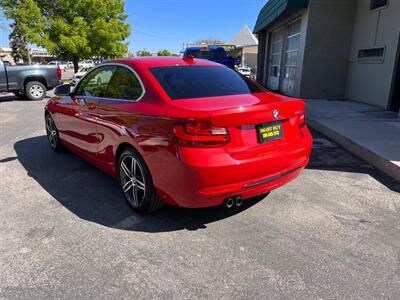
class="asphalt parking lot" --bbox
[0,93,400,299]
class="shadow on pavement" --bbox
[0,94,21,102]
[13,135,264,232]
[0,94,51,103]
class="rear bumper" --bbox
[156,161,307,208]
[162,160,307,208]
[190,163,306,208]
[154,127,313,208]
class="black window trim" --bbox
[73,62,146,102]
[369,0,389,12]
[357,46,386,64]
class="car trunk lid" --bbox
[171,92,304,127]
[172,92,306,162]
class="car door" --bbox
[96,65,145,165]
[58,65,116,156]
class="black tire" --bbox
[45,113,63,152]
[25,81,47,101]
[118,148,163,213]
[13,91,25,99]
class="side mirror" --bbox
[54,84,71,96]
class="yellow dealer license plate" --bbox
[257,121,283,143]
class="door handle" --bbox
[77,98,96,110]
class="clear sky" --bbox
[0,0,266,53]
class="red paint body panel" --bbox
[45,57,313,208]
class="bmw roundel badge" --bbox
[273,109,279,119]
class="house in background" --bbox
[254,0,400,115]
[186,26,259,70]
[30,48,54,63]
[229,25,258,70]
[0,47,15,64]
[0,47,54,64]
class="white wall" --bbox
[242,46,258,69]
[346,0,400,108]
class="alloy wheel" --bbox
[120,155,146,207]
[46,116,58,148]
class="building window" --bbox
[358,47,385,63]
[370,0,388,10]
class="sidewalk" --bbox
[304,99,400,182]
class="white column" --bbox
[241,47,245,67]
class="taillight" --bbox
[57,66,62,79]
[173,121,229,147]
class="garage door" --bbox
[281,20,301,96]
[267,27,285,91]
[267,19,301,96]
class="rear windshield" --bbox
[150,66,267,100]
[185,50,209,59]
[185,48,226,60]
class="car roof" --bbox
[109,57,223,68]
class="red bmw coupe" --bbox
[45,57,312,213]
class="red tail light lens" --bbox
[57,67,62,79]
[174,121,229,147]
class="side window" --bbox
[105,67,144,101]
[75,66,116,97]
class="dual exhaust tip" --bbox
[224,196,243,208]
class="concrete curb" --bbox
[308,119,400,183]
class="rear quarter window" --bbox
[150,65,266,100]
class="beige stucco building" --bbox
[0,47,54,64]
[0,47,14,64]
[229,25,259,70]
[254,0,400,115]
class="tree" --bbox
[9,20,29,63]
[136,50,151,57]
[157,49,172,56]
[1,0,43,63]
[1,0,131,72]
[195,38,224,45]
[0,0,43,41]
[40,0,131,72]
[0,10,6,30]
[127,50,135,58]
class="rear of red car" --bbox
[147,63,312,208]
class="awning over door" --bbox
[253,0,309,34]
